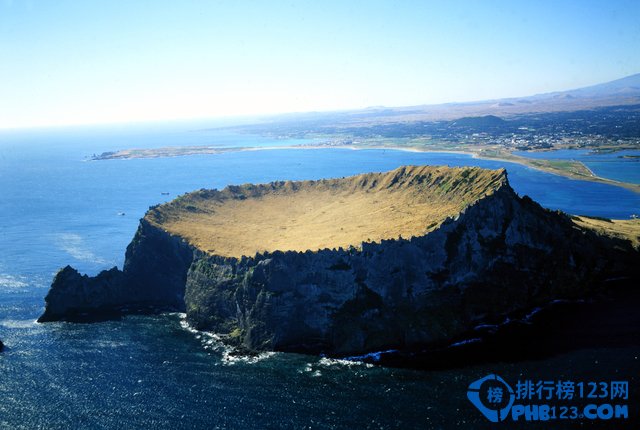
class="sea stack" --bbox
[39,166,640,356]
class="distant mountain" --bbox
[431,73,640,120]
[371,73,640,123]
[452,115,506,128]
[230,73,640,131]
[549,73,640,99]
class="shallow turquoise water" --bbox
[514,149,640,185]
[1,124,639,429]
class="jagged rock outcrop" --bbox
[38,166,639,357]
[38,219,197,322]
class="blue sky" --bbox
[1,0,639,128]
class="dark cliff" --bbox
[183,184,638,355]
[38,166,639,359]
[38,219,197,322]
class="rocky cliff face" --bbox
[39,166,639,358]
[183,184,638,355]
[38,219,197,322]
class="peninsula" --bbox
[92,75,640,194]
[92,143,640,194]
[39,166,640,359]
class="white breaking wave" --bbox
[178,314,278,365]
[220,350,277,365]
[317,357,373,368]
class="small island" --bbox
[39,165,640,360]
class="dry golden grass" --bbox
[146,165,508,257]
[573,216,640,249]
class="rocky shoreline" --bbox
[38,219,197,323]
[345,277,640,369]
[38,166,640,364]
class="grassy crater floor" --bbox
[145,165,508,257]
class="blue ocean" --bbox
[1,123,639,429]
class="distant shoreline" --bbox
[92,144,640,194]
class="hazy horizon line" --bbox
[2,71,638,132]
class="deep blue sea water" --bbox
[1,124,639,429]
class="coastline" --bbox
[40,165,640,359]
[467,151,640,194]
[93,143,640,195]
